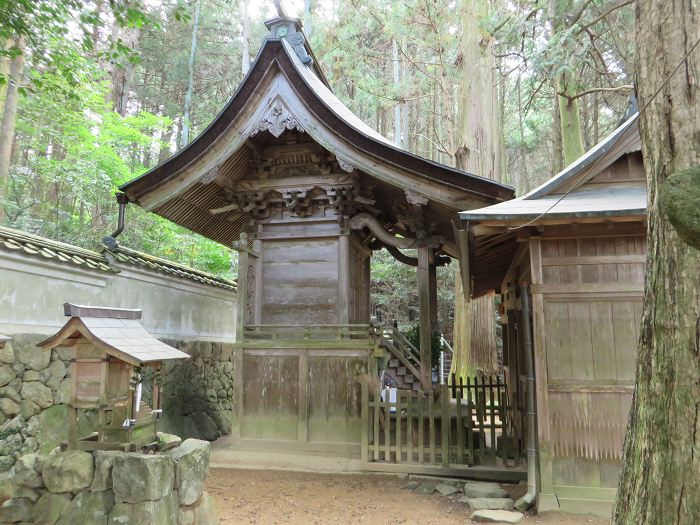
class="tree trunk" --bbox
[91,0,104,53]
[454,0,500,180]
[0,39,12,117]
[548,0,585,167]
[452,0,500,377]
[612,1,700,523]
[303,0,313,37]
[0,37,25,216]
[392,38,403,147]
[180,0,201,149]
[556,68,585,165]
[453,269,498,376]
[110,21,140,116]
[241,0,251,76]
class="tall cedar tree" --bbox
[612,0,700,523]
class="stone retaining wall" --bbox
[160,340,236,442]
[0,336,72,474]
[0,436,219,524]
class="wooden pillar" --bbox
[418,247,434,389]
[337,233,350,324]
[234,232,249,339]
[231,232,249,442]
[429,261,438,329]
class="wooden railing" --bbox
[243,324,372,341]
[375,325,422,382]
[361,375,522,471]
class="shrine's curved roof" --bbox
[120,18,513,208]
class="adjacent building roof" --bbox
[118,16,514,249]
[0,225,236,291]
[38,304,190,365]
[459,113,644,224]
[460,184,646,222]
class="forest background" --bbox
[0,0,636,341]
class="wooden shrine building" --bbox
[119,16,513,458]
[459,111,646,515]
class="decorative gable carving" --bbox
[249,98,304,139]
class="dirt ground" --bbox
[206,468,609,525]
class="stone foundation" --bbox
[0,436,219,524]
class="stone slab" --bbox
[462,497,514,511]
[470,509,524,524]
[463,481,508,499]
[435,483,460,497]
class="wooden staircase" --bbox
[377,325,423,390]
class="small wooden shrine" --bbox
[38,303,189,451]
[119,16,513,458]
[458,111,646,515]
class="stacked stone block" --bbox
[0,335,72,482]
[0,437,219,524]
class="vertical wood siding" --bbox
[532,227,646,491]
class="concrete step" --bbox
[396,366,406,376]
[388,358,399,368]
[404,374,414,383]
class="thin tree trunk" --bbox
[516,77,530,195]
[110,21,140,116]
[0,39,12,118]
[303,0,313,37]
[551,94,563,175]
[241,0,251,76]
[612,1,700,523]
[392,38,402,147]
[181,0,201,149]
[0,37,25,216]
[91,0,104,53]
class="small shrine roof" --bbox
[38,304,190,365]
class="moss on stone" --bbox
[660,165,700,250]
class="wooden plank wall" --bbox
[530,224,646,505]
[259,221,340,324]
[238,349,367,453]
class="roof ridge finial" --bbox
[264,10,314,66]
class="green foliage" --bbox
[404,325,442,369]
[1,35,233,277]
[0,0,156,97]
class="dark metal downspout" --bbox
[102,192,129,250]
[515,282,538,511]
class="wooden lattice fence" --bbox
[361,375,523,473]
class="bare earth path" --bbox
[206,468,608,525]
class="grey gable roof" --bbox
[0,225,236,291]
[459,112,644,223]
